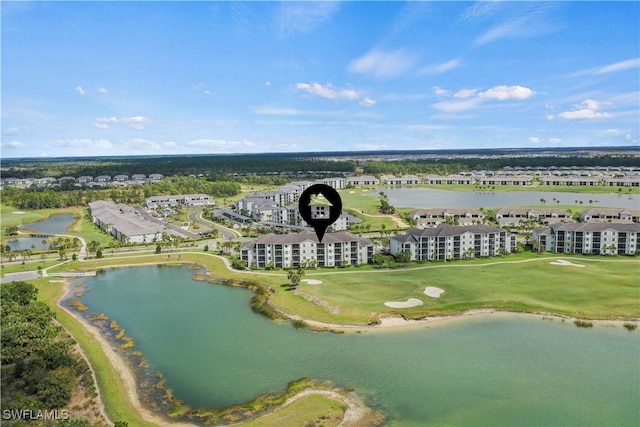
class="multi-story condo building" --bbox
[390,224,516,261]
[604,176,640,187]
[532,223,640,255]
[240,232,374,268]
[411,208,484,227]
[495,208,572,226]
[145,194,215,209]
[89,200,165,244]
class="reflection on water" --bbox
[372,187,640,209]
[76,266,640,427]
[19,213,75,235]
[5,237,49,251]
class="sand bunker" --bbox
[550,259,585,268]
[302,279,323,285]
[384,298,424,308]
[12,211,25,214]
[424,287,445,298]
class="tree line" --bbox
[1,177,241,210]
[0,282,100,426]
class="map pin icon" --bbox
[298,184,343,243]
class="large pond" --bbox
[371,188,640,209]
[74,266,639,426]
[19,213,75,235]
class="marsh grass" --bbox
[574,319,594,328]
[67,299,88,311]
[623,322,637,331]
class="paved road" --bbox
[134,207,200,239]
[188,209,237,240]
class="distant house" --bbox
[604,176,640,187]
[380,175,420,185]
[495,208,572,226]
[532,223,640,255]
[479,175,533,186]
[77,176,94,183]
[540,176,601,186]
[131,174,146,181]
[581,208,640,223]
[411,208,484,227]
[346,175,379,186]
[391,224,516,261]
[113,174,129,182]
[95,175,111,182]
[424,174,474,185]
[148,173,164,182]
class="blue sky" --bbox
[2,1,639,158]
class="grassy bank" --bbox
[272,253,640,324]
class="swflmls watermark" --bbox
[2,409,69,421]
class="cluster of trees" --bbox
[378,192,395,214]
[1,176,241,210]
[0,282,95,423]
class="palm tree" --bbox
[540,198,546,205]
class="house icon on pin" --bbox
[308,193,332,220]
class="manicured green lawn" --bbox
[241,394,345,427]
[276,254,640,324]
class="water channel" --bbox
[371,188,640,209]
[74,265,639,426]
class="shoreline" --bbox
[54,257,637,426]
[59,279,379,426]
[59,280,199,427]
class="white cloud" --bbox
[75,86,86,96]
[528,137,541,144]
[163,141,178,150]
[595,58,640,75]
[274,143,299,151]
[275,2,339,37]
[254,106,302,115]
[474,4,558,45]
[454,88,478,99]
[478,85,535,100]
[186,139,257,151]
[52,138,113,150]
[549,138,562,143]
[348,49,417,80]
[124,138,160,151]
[122,116,151,130]
[432,97,483,113]
[0,140,25,149]
[460,1,504,22]
[354,144,388,151]
[94,123,109,129]
[432,86,450,97]
[419,58,462,75]
[431,84,534,113]
[3,126,26,135]
[295,82,358,101]
[552,99,613,120]
[265,81,272,86]
[98,87,108,94]
[360,97,376,107]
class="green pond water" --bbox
[76,266,640,426]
